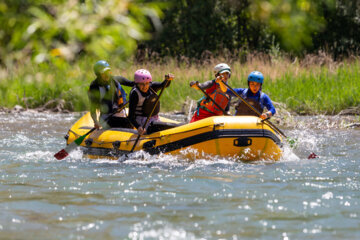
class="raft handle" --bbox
[112,141,121,149]
[143,140,156,149]
[85,138,93,147]
[213,122,224,131]
[233,137,252,147]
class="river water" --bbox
[0,112,359,240]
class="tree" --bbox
[0,0,163,66]
[143,0,355,59]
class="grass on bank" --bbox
[0,54,359,115]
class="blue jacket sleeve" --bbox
[262,93,276,115]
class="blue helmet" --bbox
[248,71,264,84]
[94,60,111,76]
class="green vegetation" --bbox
[1,55,359,115]
[265,59,360,114]
[0,0,359,115]
[2,0,359,65]
[0,0,163,65]
[142,0,359,59]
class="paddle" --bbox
[216,76,228,92]
[54,101,129,160]
[218,80,318,159]
[194,81,230,116]
[129,78,170,153]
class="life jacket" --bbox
[198,82,230,115]
[235,88,264,116]
[89,78,127,114]
[132,87,160,117]
[113,80,127,108]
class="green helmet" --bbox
[93,60,111,76]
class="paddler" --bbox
[189,63,232,123]
[228,71,276,119]
[128,69,174,135]
[88,60,134,129]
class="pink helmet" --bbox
[134,69,152,83]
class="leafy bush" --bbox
[0,0,163,65]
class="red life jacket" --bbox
[198,82,230,115]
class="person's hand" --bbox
[215,75,225,83]
[165,73,174,81]
[190,81,200,90]
[137,126,146,135]
[260,112,271,120]
[94,122,101,129]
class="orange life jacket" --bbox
[198,83,230,115]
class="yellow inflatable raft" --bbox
[65,112,283,161]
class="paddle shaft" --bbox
[220,80,287,138]
[85,100,130,137]
[54,101,129,160]
[195,82,229,116]
[130,80,169,153]
[83,100,130,140]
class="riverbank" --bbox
[2,103,360,130]
[1,53,359,114]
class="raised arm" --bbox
[150,73,174,92]
[113,76,135,87]
[190,79,215,90]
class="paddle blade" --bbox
[54,140,80,160]
[54,149,69,160]
[308,152,318,159]
[54,128,95,160]
[219,80,227,92]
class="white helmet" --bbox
[214,63,231,77]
